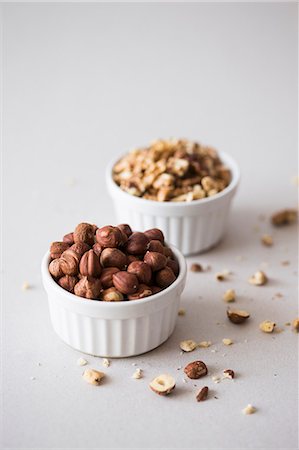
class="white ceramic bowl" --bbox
[41,245,187,358]
[106,151,240,255]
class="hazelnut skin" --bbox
[100,267,120,289]
[58,275,78,292]
[112,271,139,294]
[92,243,103,257]
[144,228,165,243]
[166,258,179,276]
[79,249,102,277]
[128,284,153,300]
[49,258,64,279]
[73,223,95,246]
[127,261,152,284]
[96,226,123,248]
[50,241,70,259]
[117,224,132,237]
[63,232,74,245]
[100,248,127,270]
[148,240,165,254]
[155,267,176,288]
[74,276,102,300]
[126,232,149,255]
[144,251,167,272]
[60,249,80,276]
[70,242,90,258]
[101,287,124,302]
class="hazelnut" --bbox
[63,232,74,245]
[100,267,120,289]
[73,222,95,246]
[144,228,164,243]
[100,248,127,270]
[163,246,174,259]
[127,261,152,284]
[127,255,140,264]
[128,284,152,300]
[271,209,297,226]
[70,242,90,258]
[74,276,102,299]
[112,271,139,294]
[227,308,250,324]
[184,361,208,379]
[49,259,63,279]
[155,267,176,288]
[166,258,179,276]
[50,241,70,259]
[196,386,209,402]
[118,228,129,246]
[126,232,149,255]
[144,251,167,272]
[149,374,175,395]
[92,243,103,257]
[60,249,80,275]
[82,368,105,385]
[117,223,132,237]
[151,286,162,295]
[96,226,122,248]
[58,275,78,292]
[148,240,165,253]
[79,249,102,277]
[101,287,124,302]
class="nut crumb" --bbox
[259,320,276,333]
[178,308,186,316]
[248,270,268,286]
[223,289,236,302]
[222,338,233,346]
[77,358,88,366]
[102,358,110,368]
[261,234,273,246]
[132,368,143,379]
[292,318,299,332]
[180,339,198,352]
[22,281,31,291]
[190,263,203,272]
[198,341,212,348]
[82,368,105,385]
[242,404,256,415]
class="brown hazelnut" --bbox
[79,249,102,277]
[58,275,78,292]
[184,361,208,379]
[112,271,139,294]
[127,261,152,284]
[63,232,74,245]
[60,249,80,275]
[92,243,103,257]
[49,259,63,279]
[144,251,167,272]
[126,232,149,255]
[74,276,102,299]
[155,267,176,288]
[151,286,162,295]
[148,240,165,253]
[50,241,70,259]
[100,287,124,302]
[100,248,127,270]
[70,242,90,258]
[100,267,120,289]
[117,223,132,237]
[128,284,152,300]
[144,228,164,243]
[96,226,123,248]
[166,258,179,276]
[73,223,95,246]
[127,255,140,264]
[163,247,174,259]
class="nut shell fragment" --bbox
[149,374,175,395]
[227,309,250,324]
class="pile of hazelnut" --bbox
[48,223,179,301]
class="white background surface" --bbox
[1,2,298,449]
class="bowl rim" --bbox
[106,149,240,207]
[41,244,187,308]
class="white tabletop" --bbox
[2,3,298,449]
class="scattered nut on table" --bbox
[82,369,105,385]
[180,339,198,352]
[190,263,203,272]
[259,320,276,333]
[223,369,235,379]
[184,361,208,379]
[292,318,299,332]
[242,404,256,415]
[227,308,250,324]
[261,234,273,246]
[196,386,209,402]
[132,368,143,379]
[223,289,236,302]
[77,358,88,366]
[248,270,268,286]
[149,374,176,395]
[271,209,297,226]
[222,338,233,346]
[178,308,186,316]
[198,341,212,348]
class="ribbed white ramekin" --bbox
[106,151,240,255]
[41,246,186,357]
